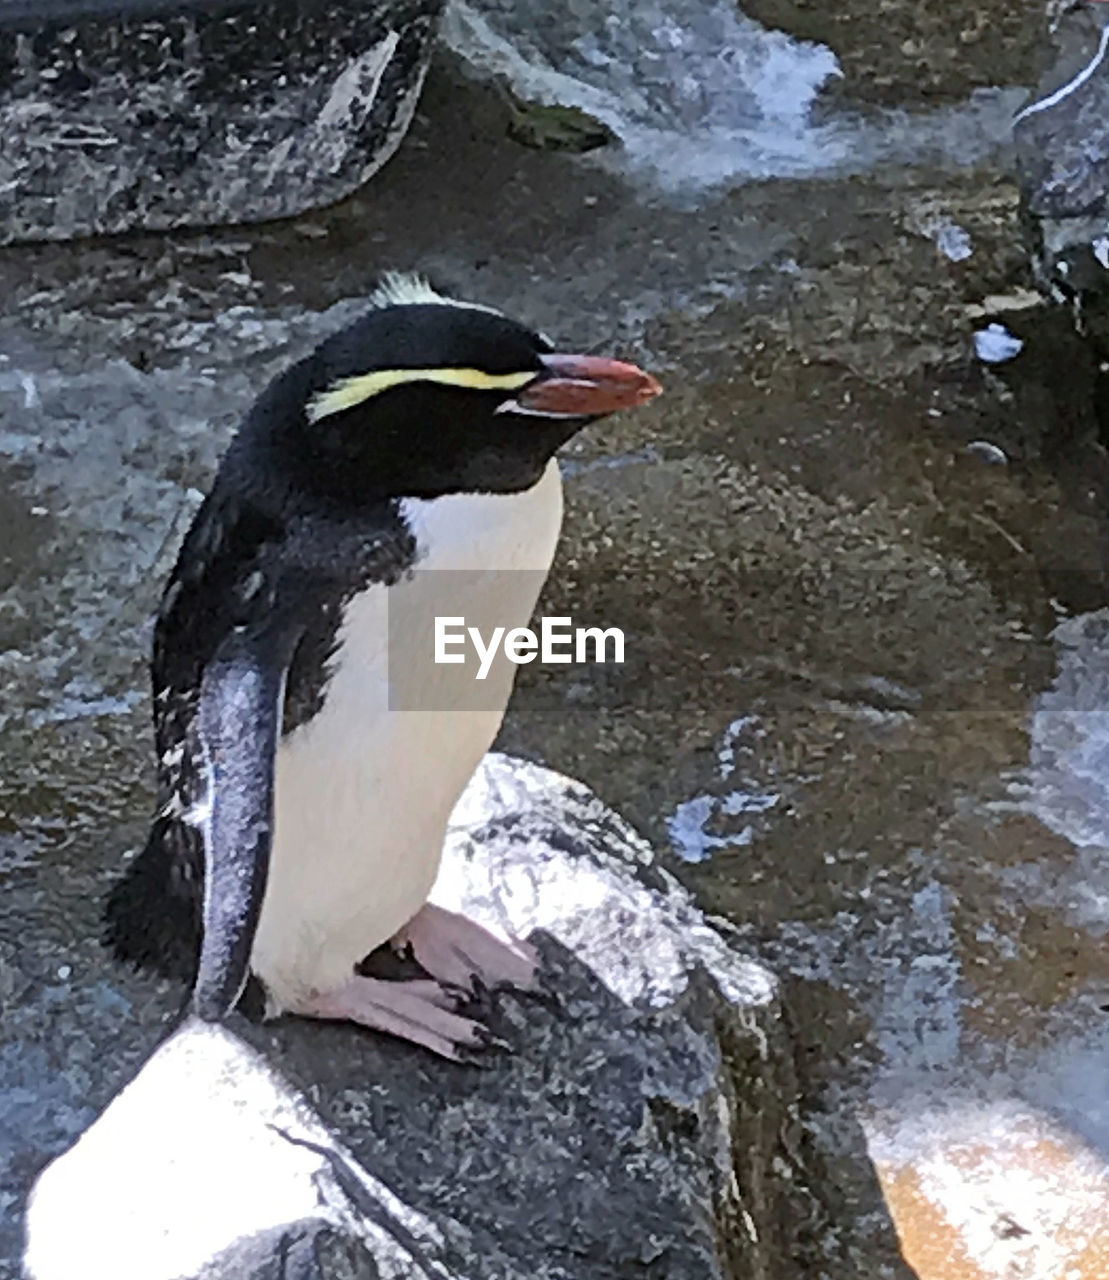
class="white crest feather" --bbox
[368,271,505,317]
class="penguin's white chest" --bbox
[250,460,564,1006]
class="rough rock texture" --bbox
[26,1021,426,1280]
[24,753,822,1280]
[440,0,1022,190]
[1011,3,1109,576]
[1014,2,1109,351]
[0,0,444,244]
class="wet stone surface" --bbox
[3,11,1109,1278]
[0,0,444,243]
[1015,0,1109,413]
[743,0,1045,108]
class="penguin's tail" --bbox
[102,818,203,986]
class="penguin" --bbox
[104,274,662,1060]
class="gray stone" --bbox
[0,0,445,244]
[26,1021,432,1280]
[1014,2,1109,341]
[23,753,820,1280]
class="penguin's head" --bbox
[266,274,661,500]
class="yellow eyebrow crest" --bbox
[306,367,537,423]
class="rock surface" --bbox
[27,1020,420,1280]
[1014,1,1109,351]
[0,0,444,244]
[440,0,1023,188]
[24,752,821,1280]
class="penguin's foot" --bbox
[393,903,538,995]
[300,975,497,1062]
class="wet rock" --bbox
[1011,5,1109,581]
[25,1021,412,1280]
[24,752,821,1280]
[0,0,444,244]
[440,0,1021,189]
[1014,2,1109,353]
[740,0,1044,108]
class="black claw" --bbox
[478,1027,512,1053]
[454,1025,512,1065]
[440,980,476,1009]
[528,970,562,1012]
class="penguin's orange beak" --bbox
[511,353,662,417]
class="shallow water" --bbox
[443,0,1024,188]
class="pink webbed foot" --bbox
[393,903,538,996]
[298,975,496,1062]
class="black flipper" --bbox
[104,490,306,1013]
[103,481,414,1010]
[191,626,296,1021]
